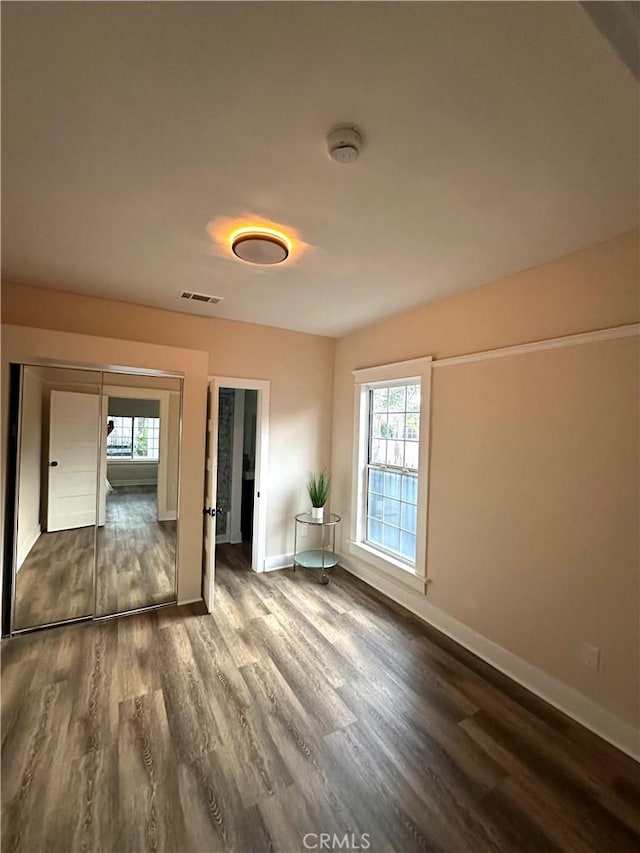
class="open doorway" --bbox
[215,388,257,568]
[202,377,269,611]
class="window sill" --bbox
[106,458,159,464]
[347,540,427,594]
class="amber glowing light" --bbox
[207,216,309,265]
[229,226,292,254]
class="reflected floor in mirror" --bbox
[97,486,177,615]
[14,487,176,631]
[14,527,94,630]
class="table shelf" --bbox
[293,511,341,584]
[294,550,340,570]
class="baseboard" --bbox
[230,529,243,545]
[216,533,230,545]
[339,553,639,761]
[16,524,41,571]
[109,479,157,487]
[157,511,177,522]
[263,553,294,572]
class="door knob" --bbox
[49,461,59,467]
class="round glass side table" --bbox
[293,512,341,584]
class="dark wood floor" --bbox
[13,488,176,629]
[2,546,639,852]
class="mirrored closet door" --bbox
[13,366,101,631]
[96,372,181,616]
[9,365,182,634]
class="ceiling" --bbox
[2,2,638,337]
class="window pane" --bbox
[369,469,384,494]
[402,474,418,503]
[382,524,400,551]
[372,388,388,412]
[386,440,404,467]
[133,418,147,458]
[401,502,417,533]
[404,441,419,470]
[132,417,160,461]
[383,471,401,499]
[367,518,383,546]
[387,413,405,439]
[368,492,384,520]
[406,384,421,412]
[406,413,419,440]
[107,416,133,457]
[388,386,406,411]
[400,531,416,561]
[371,439,386,464]
[382,498,401,526]
[365,380,421,568]
[371,413,388,438]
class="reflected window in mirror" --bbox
[107,415,160,461]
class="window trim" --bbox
[351,356,432,586]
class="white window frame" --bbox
[350,356,432,592]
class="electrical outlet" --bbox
[581,643,600,671]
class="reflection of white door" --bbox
[203,381,218,611]
[47,391,99,532]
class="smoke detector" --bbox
[327,125,362,164]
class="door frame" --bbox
[204,376,270,611]
[100,385,179,523]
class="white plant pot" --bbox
[311,506,325,521]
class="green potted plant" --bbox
[307,470,331,520]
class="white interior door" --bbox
[203,380,219,611]
[47,390,100,532]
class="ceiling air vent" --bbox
[181,290,223,305]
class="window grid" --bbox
[107,415,160,461]
[365,382,420,564]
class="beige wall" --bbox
[428,337,639,727]
[332,231,639,742]
[1,283,335,561]
[106,461,158,487]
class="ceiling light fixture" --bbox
[230,227,291,265]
